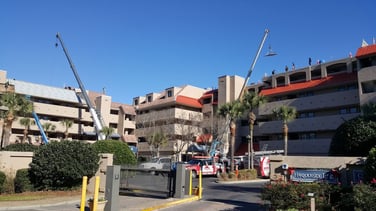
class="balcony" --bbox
[257,113,359,134]
[258,89,360,115]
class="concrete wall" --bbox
[88,153,113,194]
[0,151,34,175]
[269,155,366,185]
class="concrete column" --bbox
[175,163,186,198]
[104,165,120,211]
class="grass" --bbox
[0,190,82,201]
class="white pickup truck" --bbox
[139,157,172,174]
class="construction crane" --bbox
[55,33,106,140]
[214,29,274,168]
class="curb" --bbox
[215,178,270,184]
[0,199,82,211]
[141,196,199,211]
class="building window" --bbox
[167,90,173,97]
[349,107,358,113]
[298,112,315,118]
[361,80,376,94]
[203,98,211,104]
[134,99,139,105]
[299,132,316,140]
[147,96,152,102]
[241,120,248,126]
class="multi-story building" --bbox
[234,43,376,156]
[133,43,376,159]
[0,70,137,150]
[133,85,207,160]
[1,43,375,158]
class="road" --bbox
[2,176,269,211]
[162,177,269,211]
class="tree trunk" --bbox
[230,121,236,172]
[3,125,12,148]
[283,123,288,156]
[156,146,160,158]
[249,112,256,169]
[22,128,28,144]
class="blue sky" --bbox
[1,0,376,104]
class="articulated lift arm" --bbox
[32,112,49,144]
[56,33,105,140]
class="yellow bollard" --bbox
[198,170,202,199]
[189,170,192,196]
[92,176,100,211]
[80,176,88,211]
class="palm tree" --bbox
[0,93,33,148]
[272,105,297,156]
[100,126,115,140]
[217,99,245,172]
[241,91,267,169]
[19,118,35,144]
[61,119,73,139]
[42,122,56,139]
[148,130,168,158]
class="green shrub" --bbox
[2,173,15,194]
[352,183,376,210]
[29,140,100,190]
[364,147,376,182]
[14,168,33,193]
[218,169,258,181]
[239,169,257,180]
[92,140,137,165]
[0,171,5,193]
[3,143,39,152]
[261,182,332,210]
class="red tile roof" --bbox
[176,95,202,108]
[356,44,376,58]
[260,73,357,96]
[119,104,136,115]
[200,93,212,99]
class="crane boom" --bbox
[56,33,105,140]
[238,29,269,99]
[215,29,271,165]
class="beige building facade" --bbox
[133,85,207,160]
[0,70,137,150]
[0,43,375,159]
[235,44,376,156]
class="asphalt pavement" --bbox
[0,192,199,211]
[0,179,269,211]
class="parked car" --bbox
[139,157,172,174]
